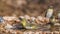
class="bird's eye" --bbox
[28,19,30,21]
[19,18,23,21]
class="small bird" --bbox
[46,6,53,18]
[21,18,39,29]
[0,16,4,23]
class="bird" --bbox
[20,18,39,29]
[0,16,4,23]
[45,6,53,19]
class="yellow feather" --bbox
[21,18,38,29]
[21,18,27,27]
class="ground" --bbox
[0,0,60,34]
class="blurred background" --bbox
[0,0,60,17]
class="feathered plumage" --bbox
[21,18,39,29]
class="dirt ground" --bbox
[0,0,60,34]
